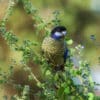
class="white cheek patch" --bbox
[55,32,62,36]
[62,31,67,35]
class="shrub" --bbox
[0,0,98,100]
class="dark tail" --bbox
[54,65,65,71]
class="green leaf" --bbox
[66,39,73,45]
[88,93,94,100]
[3,96,8,100]
[0,80,5,84]
[45,70,51,76]
[57,87,64,97]
[28,75,33,81]
[64,87,70,94]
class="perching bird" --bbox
[42,26,69,71]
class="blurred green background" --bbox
[0,0,100,98]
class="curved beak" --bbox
[62,31,67,36]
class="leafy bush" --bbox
[0,0,98,100]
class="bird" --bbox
[41,26,69,71]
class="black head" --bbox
[51,26,67,40]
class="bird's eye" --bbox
[62,31,67,35]
[55,32,62,36]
